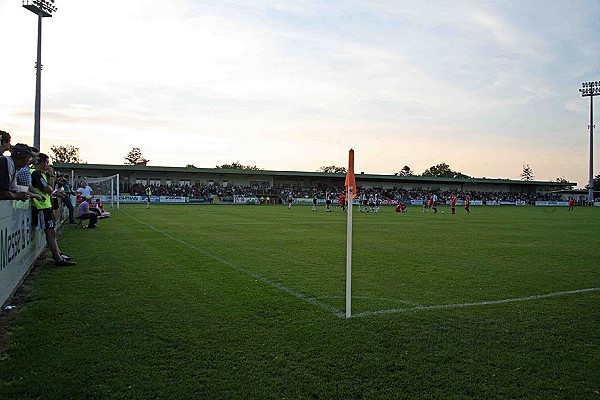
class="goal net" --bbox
[76,174,120,210]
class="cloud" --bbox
[1,0,598,187]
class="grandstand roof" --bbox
[54,163,576,189]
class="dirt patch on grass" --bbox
[0,252,51,354]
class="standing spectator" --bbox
[61,175,77,224]
[77,181,93,202]
[31,153,76,266]
[0,143,38,201]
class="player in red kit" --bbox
[338,193,346,211]
[464,194,471,214]
[451,193,456,214]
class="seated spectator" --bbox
[77,196,98,228]
[89,198,111,218]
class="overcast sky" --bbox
[1,0,599,186]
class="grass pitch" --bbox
[1,204,599,399]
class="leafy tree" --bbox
[422,163,470,178]
[50,144,83,164]
[521,164,534,181]
[125,148,149,165]
[185,164,198,168]
[216,161,261,170]
[317,165,347,173]
[395,166,414,176]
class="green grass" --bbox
[1,204,599,399]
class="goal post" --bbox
[79,174,120,210]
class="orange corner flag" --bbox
[345,149,357,199]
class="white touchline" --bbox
[352,287,600,318]
[124,211,599,320]
[124,211,345,318]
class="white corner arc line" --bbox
[123,211,346,318]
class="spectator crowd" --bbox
[118,181,564,205]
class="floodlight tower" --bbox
[22,0,57,150]
[580,81,599,204]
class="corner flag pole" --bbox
[346,187,353,318]
[345,149,356,319]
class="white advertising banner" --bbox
[117,195,187,204]
[0,201,46,306]
[535,201,569,207]
[233,196,260,204]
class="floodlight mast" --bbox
[22,0,57,151]
[580,81,599,205]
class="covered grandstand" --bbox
[54,163,578,204]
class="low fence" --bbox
[1,201,45,306]
[98,195,600,207]
[0,200,68,307]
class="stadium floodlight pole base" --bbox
[346,186,353,318]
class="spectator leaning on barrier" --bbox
[31,153,76,266]
[16,146,38,187]
[0,143,42,201]
[15,146,43,202]
[0,130,11,155]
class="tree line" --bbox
[49,144,587,187]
